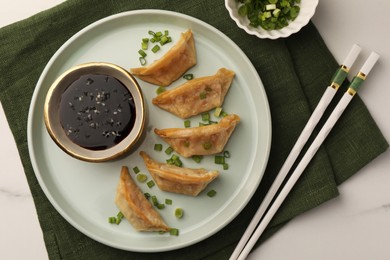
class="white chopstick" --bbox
[234,51,380,260]
[229,44,362,260]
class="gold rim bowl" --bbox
[44,62,145,162]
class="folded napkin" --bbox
[0,0,387,259]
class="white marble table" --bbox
[1,0,389,259]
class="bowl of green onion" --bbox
[225,0,319,39]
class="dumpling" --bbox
[130,29,196,86]
[140,151,219,196]
[115,166,170,232]
[154,114,240,157]
[152,68,235,118]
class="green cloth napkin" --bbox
[0,0,388,259]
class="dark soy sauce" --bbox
[59,74,136,150]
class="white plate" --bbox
[27,10,271,252]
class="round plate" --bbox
[27,10,271,252]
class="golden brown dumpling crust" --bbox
[154,114,240,157]
[115,166,170,232]
[152,68,235,118]
[130,29,196,86]
[140,151,219,196]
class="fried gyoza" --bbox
[154,114,240,157]
[130,29,196,86]
[140,151,219,196]
[115,166,170,232]
[152,68,235,118]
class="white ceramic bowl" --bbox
[225,0,319,39]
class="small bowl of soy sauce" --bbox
[44,62,145,162]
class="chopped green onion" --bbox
[220,111,228,117]
[142,38,149,43]
[157,203,165,210]
[238,4,248,16]
[266,4,276,10]
[167,154,183,167]
[144,192,151,200]
[151,44,160,53]
[199,91,207,100]
[147,180,155,188]
[133,166,140,174]
[214,107,223,117]
[155,31,163,37]
[184,120,191,128]
[214,155,225,165]
[164,30,169,36]
[236,0,300,30]
[141,41,148,50]
[223,150,231,158]
[156,86,166,95]
[138,49,147,58]
[223,163,229,170]
[154,143,163,151]
[207,190,217,197]
[183,73,194,80]
[201,112,210,122]
[169,228,179,236]
[175,208,184,219]
[160,35,169,45]
[139,57,146,66]
[165,146,174,155]
[165,199,172,205]
[148,30,155,36]
[151,195,158,206]
[203,142,212,150]
[136,173,148,183]
[199,122,209,127]
[117,212,124,219]
[192,155,204,163]
[108,217,116,224]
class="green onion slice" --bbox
[154,143,163,151]
[201,112,210,122]
[214,155,225,165]
[151,44,160,53]
[169,228,179,236]
[165,146,174,155]
[156,86,166,95]
[203,142,212,150]
[139,57,146,66]
[223,163,229,170]
[136,173,148,183]
[207,189,217,197]
[192,155,203,163]
[183,73,194,80]
[175,208,184,219]
[147,180,155,188]
[133,166,140,174]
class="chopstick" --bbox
[230,45,379,260]
[230,44,361,260]
[232,50,380,260]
